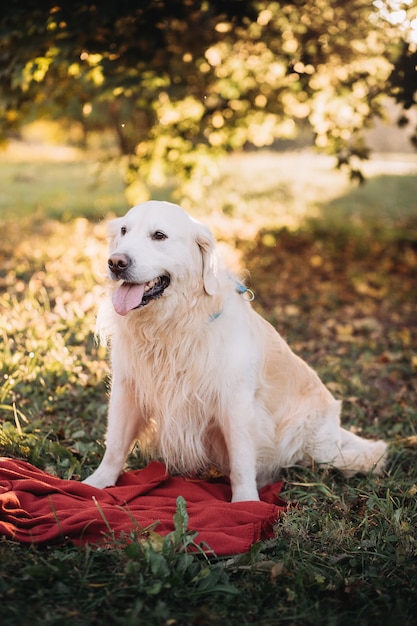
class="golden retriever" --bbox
[84,200,387,501]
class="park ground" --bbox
[0,143,417,625]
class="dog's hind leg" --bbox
[330,428,388,477]
[305,400,388,477]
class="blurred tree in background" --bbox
[0,0,416,197]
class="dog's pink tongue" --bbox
[112,283,145,316]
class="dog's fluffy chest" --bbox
[110,300,256,473]
[115,312,227,411]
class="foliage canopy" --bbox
[0,0,416,193]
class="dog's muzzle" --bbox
[108,254,170,316]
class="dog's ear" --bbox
[194,220,219,296]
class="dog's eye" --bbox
[151,230,167,241]
[120,226,127,236]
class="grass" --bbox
[1,145,417,625]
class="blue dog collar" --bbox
[209,279,254,322]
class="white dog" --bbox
[84,200,387,501]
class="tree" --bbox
[0,0,415,197]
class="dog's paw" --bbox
[370,440,389,475]
[231,486,260,502]
[83,470,117,489]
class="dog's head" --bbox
[106,201,219,316]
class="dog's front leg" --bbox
[83,377,142,489]
[223,397,260,502]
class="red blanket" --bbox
[0,458,287,556]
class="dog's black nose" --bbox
[108,253,131,276]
